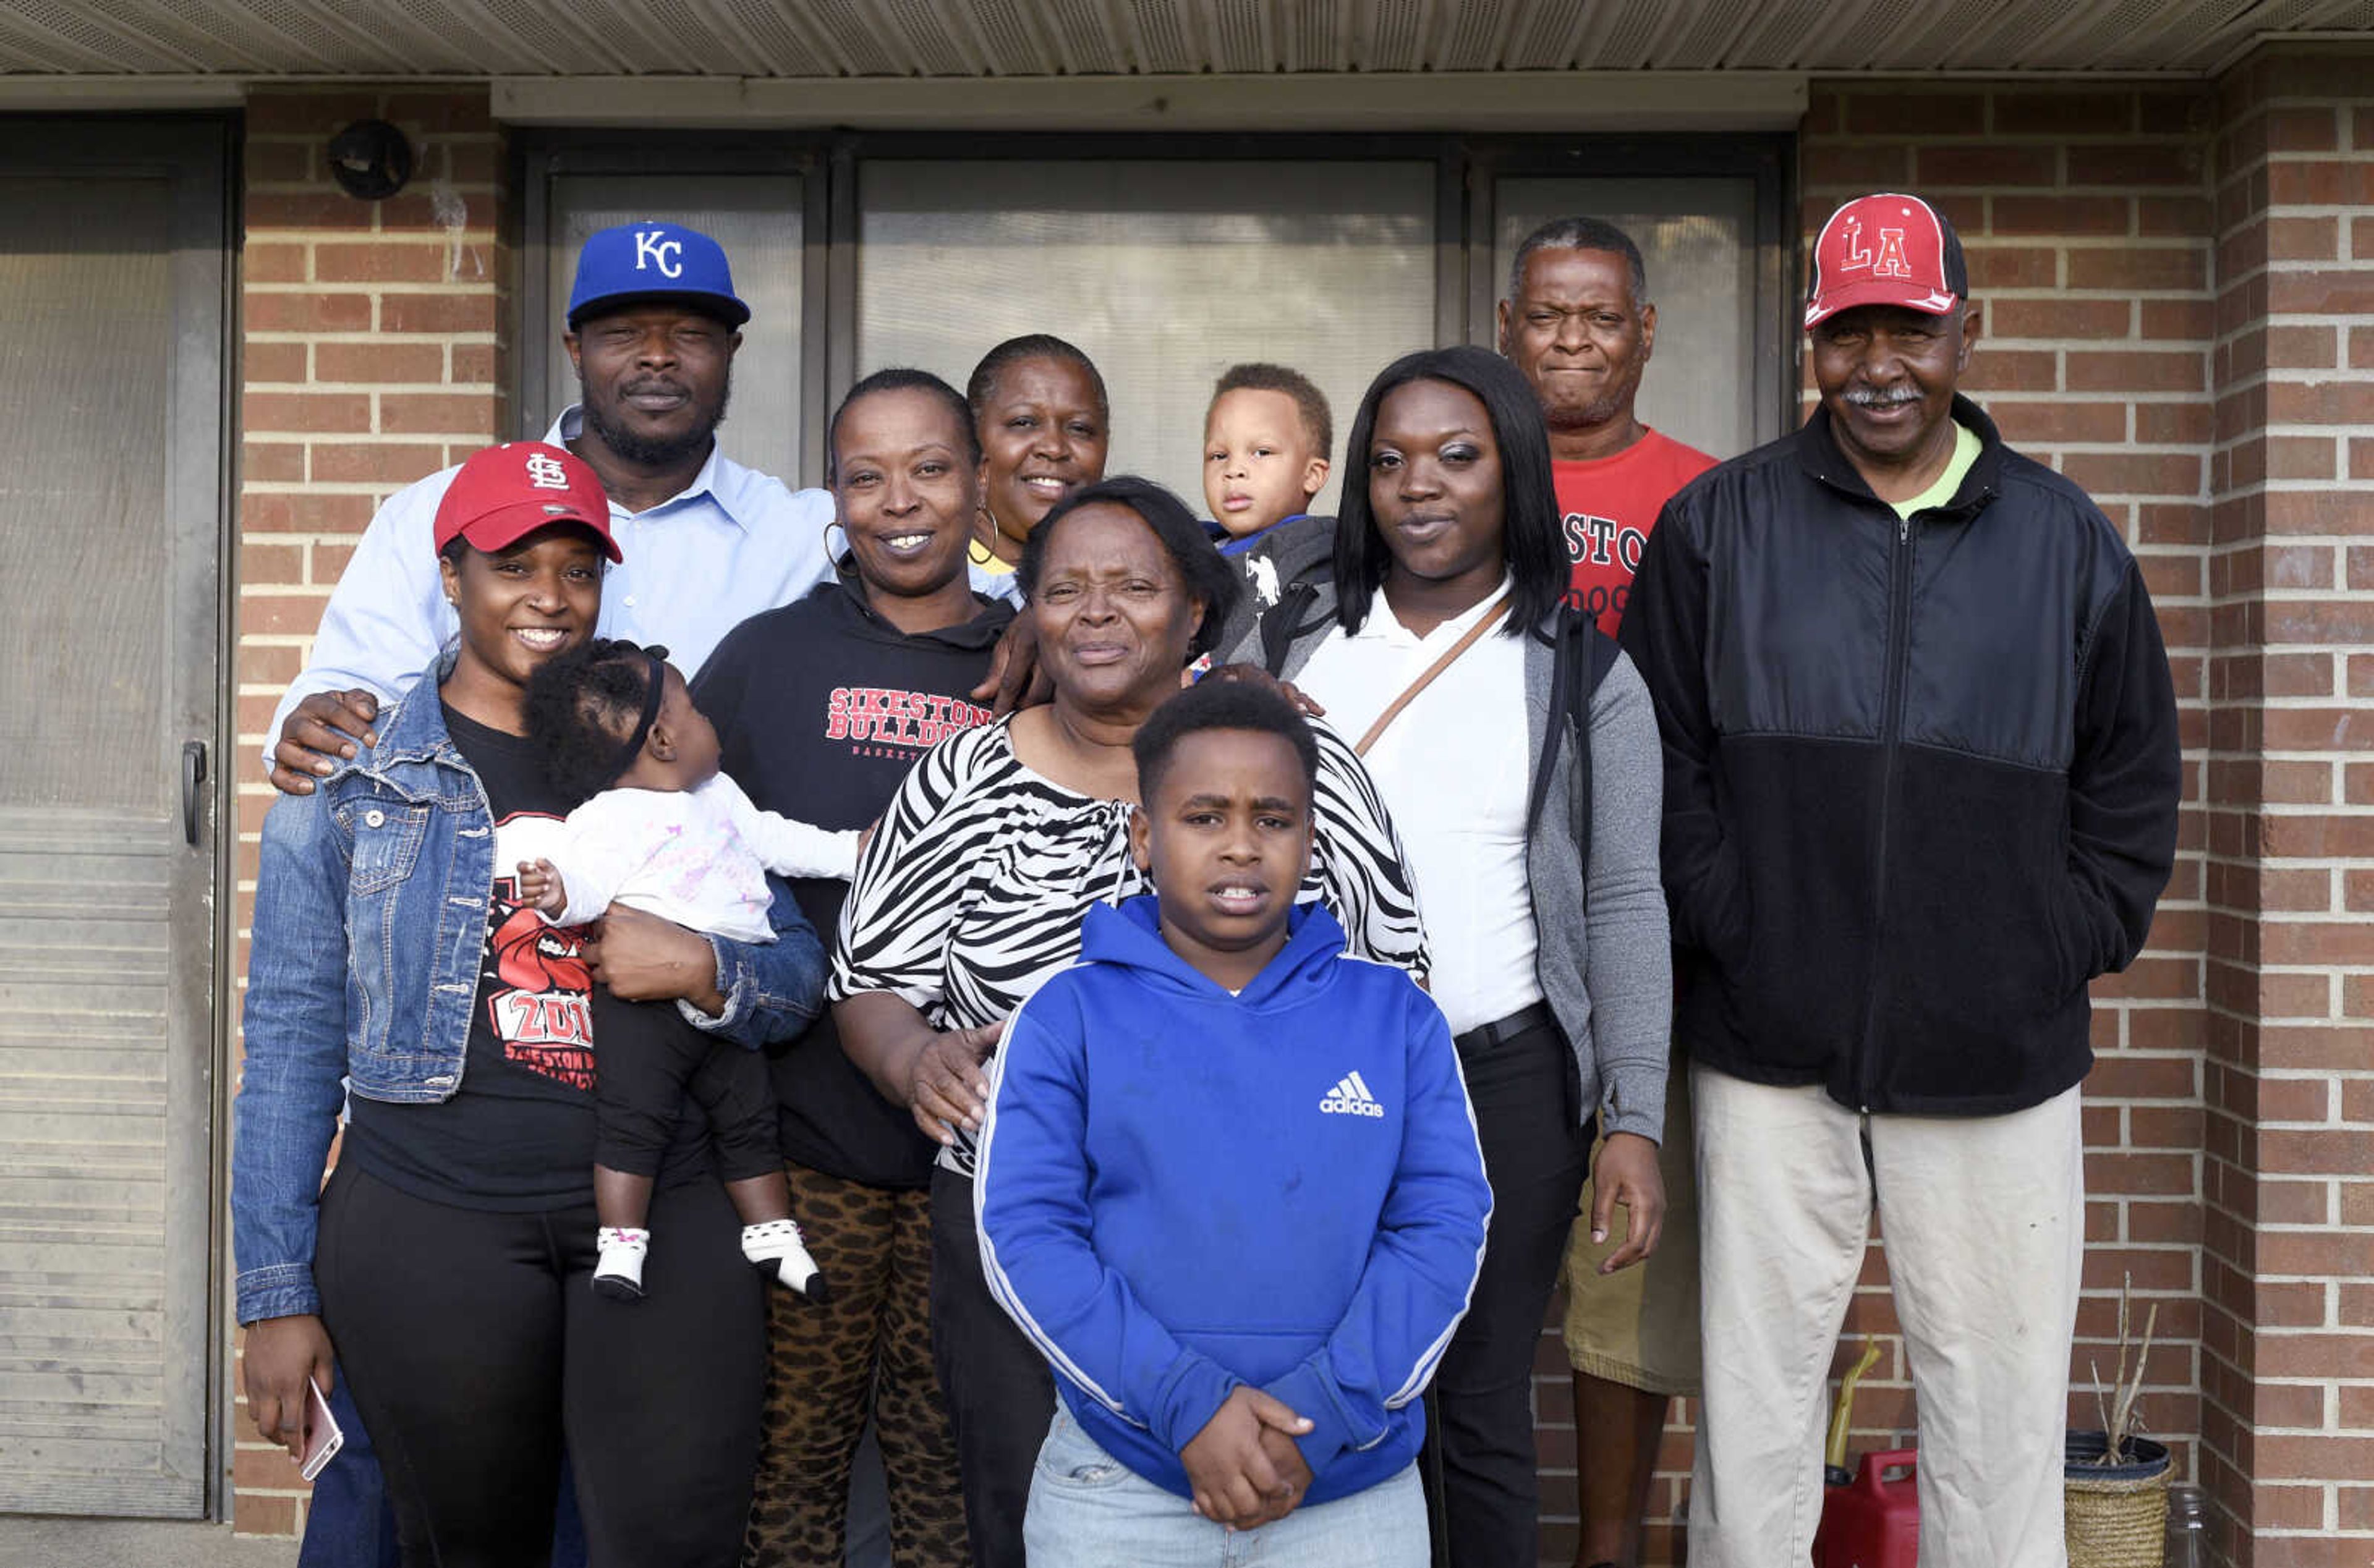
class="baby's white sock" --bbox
[595,1227,649,1301]
[741,1219,829,1302]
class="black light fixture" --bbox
[326,119,413,200]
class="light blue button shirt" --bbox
[263,409,1017,771]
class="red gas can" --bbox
[1813,1449,1920,1568]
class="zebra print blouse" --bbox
[828,714,1430,1177]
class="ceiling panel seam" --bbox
[821,0,921,75]
[665,0,793,75]
[454,0,639,75]
[20,0,217,72]
[243,0,412,72]
[362,0,545,75]
[933,0,1016,76]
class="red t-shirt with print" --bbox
[1556,427,1719,637]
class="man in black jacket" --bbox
[1621,194,2180,1568]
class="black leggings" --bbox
[928,1166,1057,1568]
[315,1164,765,1568]
[1419,1016,1594,1568]
[593,988,780,1182]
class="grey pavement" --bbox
[0,1517,297,1568]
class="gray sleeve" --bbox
[1583,650,1674,1143]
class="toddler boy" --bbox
[975,680,1489,1566]
[1202,365,1340,651]
[1202,363,1332,553]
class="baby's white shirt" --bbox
[543,774,859,942]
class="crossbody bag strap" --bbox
[1353,593,1512,756]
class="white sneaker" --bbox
[594,1226,649,1301]
[741,1219,830,1303]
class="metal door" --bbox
[0,118,229,1517]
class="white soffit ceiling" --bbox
[0,0,2366,77]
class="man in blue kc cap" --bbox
[266,217,798,794]
[561,221,752,480]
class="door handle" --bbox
[181,740,208,845]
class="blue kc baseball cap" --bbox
[566,221,751,330]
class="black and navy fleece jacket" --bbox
[1621,396,2180,1116]
[974,898,1489,1504]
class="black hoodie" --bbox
[694,575,1015,1185]
[1620,397,2180,1116]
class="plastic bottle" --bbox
[2164,1483,2208,1568]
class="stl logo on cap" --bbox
[434,442,623,564]
[1805,193,1966,330]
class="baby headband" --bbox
[608,643,672,785]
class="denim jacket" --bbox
[232,656,825,1324]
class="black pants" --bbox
[315,1164,765,1568]
[1421,1015,1594,1568]
[927,1166,1055,1568]
[594,988,779,1183]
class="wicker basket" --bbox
[2064,1432,2171,1568]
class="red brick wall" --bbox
[231,85,507,1538]
[2202,45,2374,1568]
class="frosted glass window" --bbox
[1492,177,1763,462]
[0,178,170,811]
[856,160,1437,517]
[545,175,805,485]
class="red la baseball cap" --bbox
[433,442,621,563]
[1803,193,1968,330]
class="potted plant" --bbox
[2066,1275,2172,1567]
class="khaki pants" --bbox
[1689,1064,2084,1568]
[1562,1051,1701,1396]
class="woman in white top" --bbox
[1223,345,1672,1567]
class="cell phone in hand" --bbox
[299,1375,344,1481]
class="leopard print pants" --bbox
[742,1164,969,1567]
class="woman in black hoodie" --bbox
[694,370,1013,1568]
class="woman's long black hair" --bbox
[1332,344,1567,637]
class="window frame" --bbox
[512,127,1795,483]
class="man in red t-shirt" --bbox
[1498,217,1717,1568]
[1501,218,1719,640]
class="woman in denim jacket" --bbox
[232,442,825,1568]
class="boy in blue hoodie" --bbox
[975,680,1491,1566]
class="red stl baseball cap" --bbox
[433,442,621,563]
[1803,193,1968,330]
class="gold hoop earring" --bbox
[824,519,851,564]
[973,504,1009,564]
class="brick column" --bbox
[2202,43,2374,1568]
[230,85,507,1537]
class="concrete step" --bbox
[0,1517,297,1568]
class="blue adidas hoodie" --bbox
[975,896,1490,1506]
